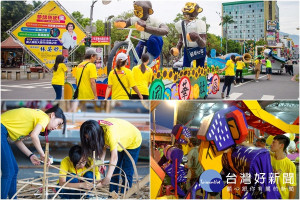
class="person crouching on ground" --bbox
[58,145,100,199]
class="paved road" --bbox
[1,64,299,100]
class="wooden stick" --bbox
[42,142,49,199]
[125,174,150,198]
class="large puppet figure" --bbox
[171,2,207,68]
[114,1,169,66]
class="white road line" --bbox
[234,75,267,87]
[42,87,52,88]
[226,93,243,100]
[1,85,35,89]
[1,89,12,91]
[19,82,49,86]
[261,95,275,100]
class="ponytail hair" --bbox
[40,104,66,136]
[116,59,126,70]
[53,55,65,71]
[140,53,149,73]
[230,55,236,63]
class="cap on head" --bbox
[85,48,97,56]
[116,53,128,61]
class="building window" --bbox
[260,9,263,12]
[240,16,242,18]
[248,30,250,33]
[234,26,238,29]
[249,5,251,8]
[229,12,231,14]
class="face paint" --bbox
[134,4,143,18]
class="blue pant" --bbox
[58,171,94,199]
[183,47,206,68]
[1,124,18,199]
[52,84,62,100]
[109,146,141,193]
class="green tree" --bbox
[162,23,179,67]
[220,15,235,54]
[72,11,90,28]
[1,1,41,41]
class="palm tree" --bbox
[220,15,235,54]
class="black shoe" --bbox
[221,93,225,99]
[226,95,230,98]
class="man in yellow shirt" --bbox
[270,135,297,199]
[236,57,245,84]
[76,49,98,100]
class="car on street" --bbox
[30,64,44,73]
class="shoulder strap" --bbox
[181,20,188,48]
[77,62,90,89]
[114,69,131,98]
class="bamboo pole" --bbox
[42,142,49,199]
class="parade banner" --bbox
[10,1,86,69]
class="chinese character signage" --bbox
[91,36,110,45]
[266,20,278,32]
[10,1,86,69]
[266,31,276,46]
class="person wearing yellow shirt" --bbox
[254,57,262,82]
[1,105,66,199]
[76,49,98,100]
[105,53,143,100]
[132,53,153,99]
[235,57,245,84]
[52,55,68,99]
[219,55,236,99]
[80,118,142,193]
[265,57,272,80]
[270,135,297,199]
[58,145,100,199]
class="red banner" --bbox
[91,36,110,45]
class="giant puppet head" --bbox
[182,2,203,20]
[133,1,154,21]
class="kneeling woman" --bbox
[58,145,100,199]
[1,105,66,199]
[80,119,142,193]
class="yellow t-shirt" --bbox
[225,60,235,76]
[51,63,68,85]
[236,61,245,70]
[100,118,142,152]
[254,60,262,70]
[132,65,153,95]
[59,156,100,181]
[1,108,49,141]
[107,67,136,100]
[76,61,98,100]
[270,153,297,199]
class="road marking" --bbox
[261,95,275,100]
[19,82,49,86]
[42,87,52,89]
[226,93,243,100]
[1,85,35,89]
[234,75,267,88]
[1,89,12,91]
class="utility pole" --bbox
[90,0,98,36]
